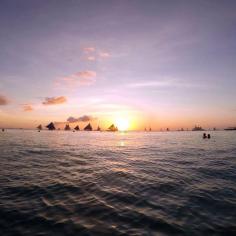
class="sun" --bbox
[115,118,129,131]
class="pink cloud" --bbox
[42,96,67,105]
[76,71,96,78]
[83,47,95,53]
[99,52,110,58]
[63,70,97,86]
[87,56,95,61]
[23,104,33,112]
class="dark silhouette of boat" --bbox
[192,126,205,131]
[224,127,236,131]
[107,124,118,132]
[46,122,55,130]
[64,124,71,131]
[37,124,42,131]
[84,123,92,131]
[74,125,80,131]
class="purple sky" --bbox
[0,0,236,129]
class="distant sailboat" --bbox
[64,124,71,131]
[37,124,42,131]
[74,125,80,131]
[192,126,204,131]
[46,122,55,130]
[107,124,118,132]
[97,126,101,131]
[84,123,92,131]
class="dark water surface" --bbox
[0,130,236,235]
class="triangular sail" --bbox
[84,123,92,131]
[74,125,80,131]
[64,124,71,130]
[107,124,118,132]
[37,124,42,130]
[46,122,55,130]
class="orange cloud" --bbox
[83,47,95,53]
[99,52,110,58]
[23,104,33,112]
[63,70,97,86]
[0,95,9,105]
[42,96,67,105]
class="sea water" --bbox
[0,130,236,235]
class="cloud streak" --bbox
[23,104,33,112]
[99,52,110,58]
[42,96,67,105]
[0,95,9,105]
[83,47,95,53]
[63,70,97,86]
[67,115,96,123]
[87,56,95,61]
[127,79,205,89]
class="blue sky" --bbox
[0,0,236,129]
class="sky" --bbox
[0,0,236,130]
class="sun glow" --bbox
[115,117,129,131]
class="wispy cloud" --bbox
[127,78,205,89]
[63,70,97,86]
[42,96,67,105]
[67,115,96,123]
[0,95,9,105]
[87,56,95,61]
[127,81,174,88]
[99,52,110,58]
[23,104,33,112]
[83,47,95,53]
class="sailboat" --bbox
[192,126,204,131]
[46,122,55,130]
[84,123,92,131]
[97,126,101,131]
[64,124,71,131]
[107,124,118,132]
[37,124,42,131]
[74,125,80,131]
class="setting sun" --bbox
[115,118,129,131]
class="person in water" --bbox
[203,133,207,139]
[207,134,211,139]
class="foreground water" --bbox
[0,130,236,235]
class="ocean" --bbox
[0,130,236,235]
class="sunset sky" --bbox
[0,0,236,130]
